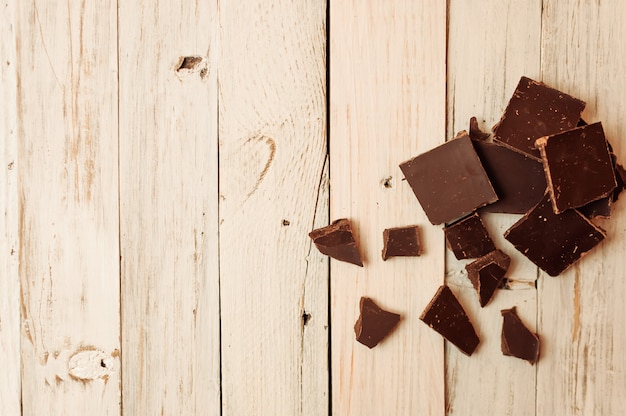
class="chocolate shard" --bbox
[465,250,511,307]
[399,134,497,225]
[382,225,422,260]
[613,163,626,202]
[444,212,496,260]
[473,140,547,214]
[504,193,606,276]
[492,76,585,159]
[469,116,490,141]
[420,285,480,356]
[579,196,612,219]
[536,122,617,214]
[309,218,363,267]
[354,297,401,349]
[501,307,540,365]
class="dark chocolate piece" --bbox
[504,193,606,276]
[309,218,363,267]
[381,225,422,260]
[420,285,480,356]
[536,122,617,213]
[579,196,612,219]
[444,212,496,260]
[492,76,585,159]
[469,116,490,141]
[501,307,540,365]
[399,134,497,225]
[466,250,511,307]
[473,140,547,214]
[354,297,401,349]
[613,163,626,202]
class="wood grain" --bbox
[0,1,20,414]
[329,1,446,414]
[118,1,221,414]
[218,1,329,415]
[538,2,626,414]
[445,1,542,414]
[15,0,121,414]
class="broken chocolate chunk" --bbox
[473,140,547,214]
[420,285,480,356]
[469,116,490,141]
[354,297,401,349]
[492,76,585,159]
[381,225,422,260]
[501,307,540,365]
[399,134,497,225]
[504,193,606,276]
[444,212,496,260]
[465,250,511,307]
[536,122,617,213]
[309,218,363,267]
[613,163,626,202]
[579,196,612,219]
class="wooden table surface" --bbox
[2,1,625,415]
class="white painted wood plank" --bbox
[330,2,446,415]
[118,1,220,414]
[15,0,121,414]
[538,2,626,414]
[445,2,541,414]
[0,1,20,414]
[218,1,329,415]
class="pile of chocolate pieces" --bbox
[309,76,625,364]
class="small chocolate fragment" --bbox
[309,218,363,267]
[536,122,617,213]
[501,307,540,365]
[492,76,585,159]
[579,196,612,219]
[465,250,511,307]
[382,225,422,260]
[469,116,490,141]
[420,285,480,356]
[399,134,498,225]
[613,163,626,202]
[473,140,547,214]
[354,297,401,349]
[444,212,496,260]
[504,193,606,276]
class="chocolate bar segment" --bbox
[309,218,363,267]
[354,297,401,349]
[536,122,617,213]
[466,249,511,307]
[420,285,480,356]
[501,307,540,365]
[444,212,496,260]
[382,225,422,260]
[399,134,497,225]
[504,193,606,276]
[492,76,585,159]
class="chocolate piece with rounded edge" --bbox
[469,116,490,141]
[536,122,617,214]
[501,307,540,365]
[492,76,585,159]
[466,249,511,307]
[420,285,480,356]
[399,134,497,225]
[354,297,401,349]
[504,193,606,276]
[382,225,422,260]
[444,212,496,260]
[309,218,363,267]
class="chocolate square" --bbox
[444,212,496,260]
[381,225,422,260]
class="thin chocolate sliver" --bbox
[420,285,480,356]
[466,249,511,307]
[354,297,401,349]
[444,212,496,260]
[382,225,422,260]
[469,116,490,141]
[309,218,363,267]
[501,307,540,365]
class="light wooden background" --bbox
[2,1,626,415]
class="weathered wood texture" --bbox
[538,2,626,415]
[118,0,221,414]
[330,1,446,415]
[15,0,121,414]
[1,1,20,414]
[218,1,329,415]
